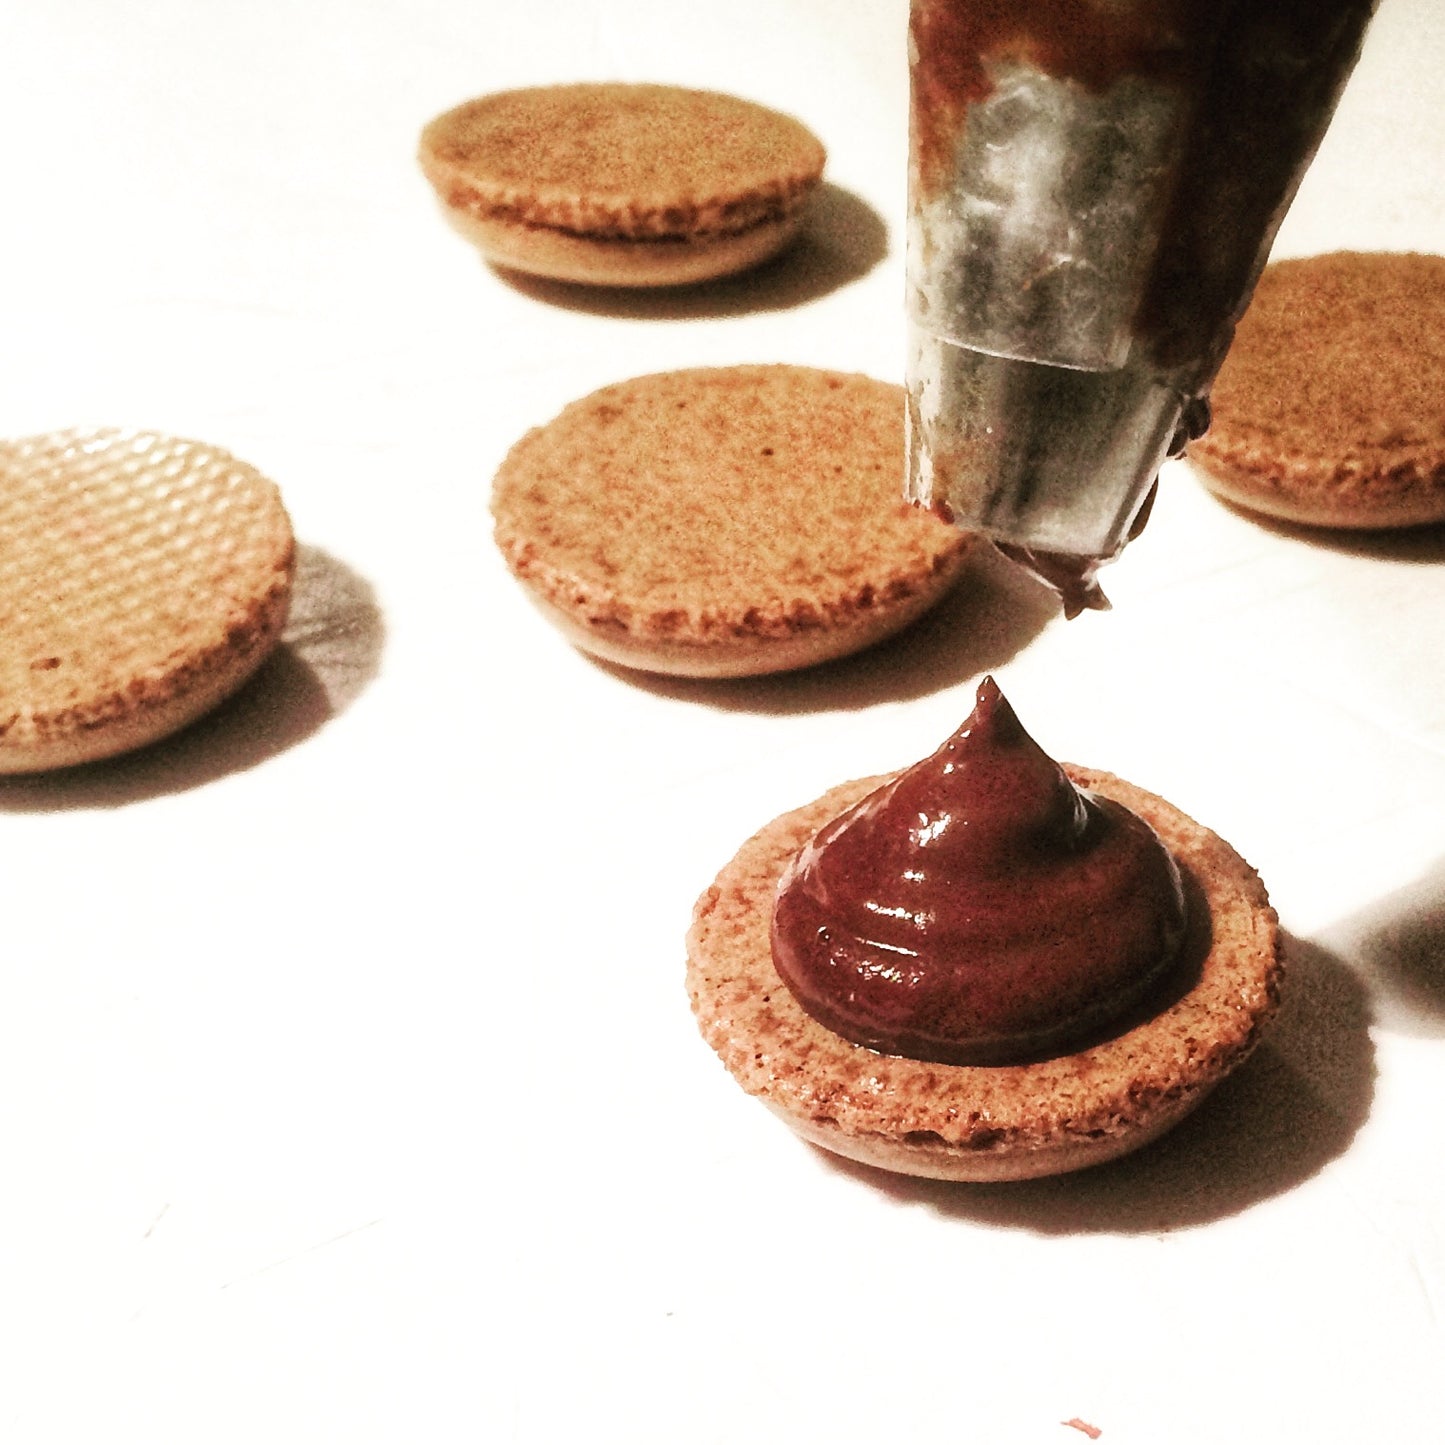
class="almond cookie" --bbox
[1190,251,1445,529]
[418,83,826,287]
[0,429,295,773]
[491,366,974,678]
[687,691,1282,1182]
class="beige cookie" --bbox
[0,429,295,773]
[418,83,826,287]
[491,366,974,677]
[1191,251,1445,529]
[687,767,1282,1182]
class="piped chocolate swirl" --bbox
[771,678,1187,1065]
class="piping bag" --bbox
[905,0,1378,615]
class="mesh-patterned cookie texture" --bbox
[0,428,294,772]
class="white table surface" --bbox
[2,2,1442,1441]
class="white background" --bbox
[1,2,1442,1441]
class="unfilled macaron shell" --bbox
[0,428,295,773]
[418,83,826,286]
[1190,251,1445,529]
[491,366,974,677]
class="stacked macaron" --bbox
[418,82,826,288]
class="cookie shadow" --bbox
[0,545,385,811]
[1283,517,1445,564]
[491,183,889,317]
[1185,467,1445,562]
[1321,856,1445,1037]
[609,542,1058,715]
[817,933,1375,1234]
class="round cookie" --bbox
[687,768,1282,1182]
[0,428,295,773]
[491,366,974,678]
[1190,251,1445,529]
[418,83,826,287]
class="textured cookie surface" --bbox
[1191,251,1445,528]
[419,83,826,285]
[0,429,295,772]
[492,366,974,677]
[687,767,1282,1181]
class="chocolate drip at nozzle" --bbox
[904,0,1376,613]
[905,332,1191,615]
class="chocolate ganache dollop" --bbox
[771,678,1187,1065]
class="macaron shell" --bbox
[438,203,809,289]
[419,83,826,286]
[491,366,974,677]
[1191,251,1445,529]
[686,767,1282,1182]
[0,429,295,773]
